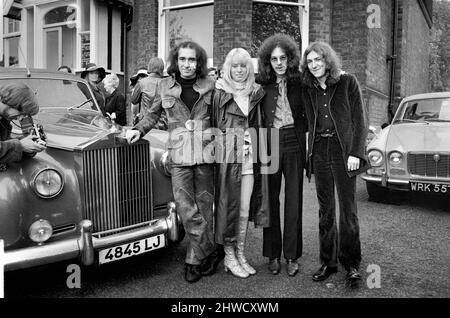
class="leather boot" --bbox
[224,244,249,278]
[236,217,256,275]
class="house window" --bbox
[252,0,309,56]
[43,5,77,71]
[44,6,76,24]
[1,18,21,67]
[79,0,91,68]
[159,0,214,65]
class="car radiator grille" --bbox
[82,143,152,234]
[408,152,450,178]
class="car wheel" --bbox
[366,181,389,201]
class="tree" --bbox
[429,0,450,91]
[251,3,302,57]
[169,14,190,50]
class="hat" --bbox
[81,63,106,80]
[0,82,39,116]
[130,69,149,86]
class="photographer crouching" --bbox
[0,82,46,164]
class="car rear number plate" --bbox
[410,182,450,194]
[98,234,165,264]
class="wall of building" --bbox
[396,0,430,102]
[331,0,368,86]
[326,0,431,126]
[126,0,158,77]
[123,0,432,126]
[214,0,253,68]
[365,0,393,125]
[309,0,332,43]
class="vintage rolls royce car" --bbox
[0,68,183,271]
[362,92,450,200]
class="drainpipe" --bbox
[124,6,133,125]
[387,0,399,122]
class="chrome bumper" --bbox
[4,202,180,271]
[361,174,409,188]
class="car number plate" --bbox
[98,234,165,265]
[410,181,450,194]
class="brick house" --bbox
[127,0,433,126]
[2,0,433,126]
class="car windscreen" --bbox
[0,78,99,111]
[394,97,450,123]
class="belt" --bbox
[318,131,336,138]
[185,119,197,131]
[279,124,295,130]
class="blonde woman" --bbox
[212,48,270,278]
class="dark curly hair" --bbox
[300,41,342,86]
[166,41,209,79]
[256,34,301,84]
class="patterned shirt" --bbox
[273,77,294,129]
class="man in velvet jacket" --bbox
[300,41,369,287]
[257,34,308,277]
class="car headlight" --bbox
[159,151,172,176]
[32,168,64,198]
[389,151,403,166]
[29,219,53,243]
[368,150,384,167]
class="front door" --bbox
[44,27,62,71]
[44,25,76,71]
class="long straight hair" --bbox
[166,41,209,79]
[300,41,342,86]
[216,48,257,96]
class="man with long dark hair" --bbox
[126,41,223,283]
[300,41,368,287]
[257,34,307,277]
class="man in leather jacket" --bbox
[126,41,222,283]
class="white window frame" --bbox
[158,0,309,66]
[43,26,63,68]
[41,3,77,70]
[158,0,214,65]
[2,17,21,67]
[253,0,309,56]
[19,0,74,69]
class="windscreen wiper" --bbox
[424,118,450,122]
[68,99,93,111]
[393,119,429,124]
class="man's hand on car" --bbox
[125,129,141,144]
[20,134,47,153]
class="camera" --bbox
[20,115,47,144]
